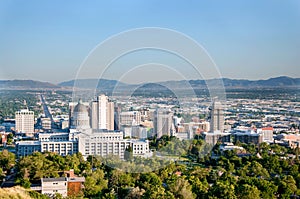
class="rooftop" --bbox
[16,141,41,145]
[42,177,66,182]
[68,177,85,182]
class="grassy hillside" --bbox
[0,186,32,199]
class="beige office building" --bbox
[210,101,224,133]
[15,109,34,135]
[119,111,141,126]
[154,109,174,138]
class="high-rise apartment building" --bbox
[106,100,114,130]
[114,104,121,130]
[204,101,229,145]
[209,101,224,133]
[97,95,107,129]
[15,109,34,135]
[90,101,98,129]
[154,109,174,138]
[90,95,114,130]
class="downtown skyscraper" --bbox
[15,109,34,135]
[154,109,174,138]
[90,94,114,130]
[209,101,224,133]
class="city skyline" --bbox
[0,1,299,83]
[1,1,300,197]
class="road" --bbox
[40,94,54,123]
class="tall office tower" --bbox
[154,109,174,138]
[106,100,114,130]
[97,95,107,129]
[90,101,98,129]
[15,109,34,135]
[90,94,114,130]
[114,104,121,130]
[209,101,224,133]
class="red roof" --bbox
[262,127,274,130]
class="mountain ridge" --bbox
[0,79,59,89]
[0,76,299,90]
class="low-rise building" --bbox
[257,127,274,141]
[41,118,52,130]
[203,132,231,145]
[16,129,151,159]
[41,177,68,197]
[32,169,85,197]
[219,142,244,153]
[15,141,41,157]
[232,130,263,145]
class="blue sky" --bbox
[0,0,299,83]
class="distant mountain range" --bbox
[188,76,300,88]
[58,79,127,91]
[59,76,300,89]
[0,76,299,90]
[0,80,59,89]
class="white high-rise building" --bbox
[90,95,114,130]
[210,101,224,133]
[90,101,98,130]
[98,95,107,129]
[106,100,114,130]
[15,109,34,135]
[204,101,229,145]
[154,109,174,138]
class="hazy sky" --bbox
[0,0,299,83]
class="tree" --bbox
[7,133,14,145]
[29,190,49,199]
[84,169,108,197]
[237,184,260,199]
[21,178,31,189]
[139,172,162,189]
[261,155,282,174]
[125,187,145,199]
[142,185,174,199]
[125,145,133,161]
[0,149,15,172]
[168,177,195,199]
[109,169,135,198]
[209,181,237,199]
[188,175,209,198]
[243,177,278,199]
[276,175,297,198]
[0,167,3,181]
[239,161,270,179]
